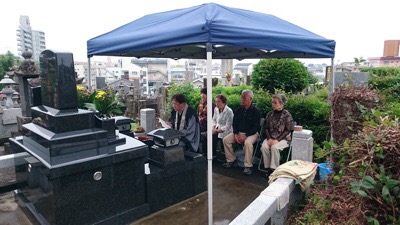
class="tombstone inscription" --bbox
[39,50,78,111]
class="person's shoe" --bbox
[265,168,275,177]
[222,160,236,168]
[243,167,252,175]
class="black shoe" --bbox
[265,169,274,177]
[243,167,252,175]
[222,160,236,168]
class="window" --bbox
[384,61,389,65]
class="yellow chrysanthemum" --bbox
[77,86,84,91]
[95,91,107,100]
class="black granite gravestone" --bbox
[9,50,207,225]
[39,50,78,111]
[10,50,151,225]
[31,86,42,107]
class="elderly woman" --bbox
[261,94,293,175]
[210,94,233,158]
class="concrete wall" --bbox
[230,178,302,225]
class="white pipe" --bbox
[331,58,335,92]
[88,57,92,90]
[206,43,213,225]
[330,57,335,141]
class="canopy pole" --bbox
[88,57,92,91]
[331,58,335,93]
[330,57,335,141]
[206,43,213,225]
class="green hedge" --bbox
[369,75,400,102]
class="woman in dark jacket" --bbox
[260,94,293,175]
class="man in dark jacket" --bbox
[167,94,200,152]
[222,90,260,175]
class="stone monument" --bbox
[14,50,40,117]
[0,75,22,138]
[140,108,156,133]
[8,50,207,225]
[9,50,150,225]
[124,83,138,119]
[290,129,314,162]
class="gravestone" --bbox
[140,108,156,133]
[9,50,150,225]
[329,72,369,95]
[39,50,78,111]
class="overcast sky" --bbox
[1,0,399,64]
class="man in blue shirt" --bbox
[222,90,260,175]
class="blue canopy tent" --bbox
[87,3,335,224]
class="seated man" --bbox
[167,94,200,152]
[222,90,260,175]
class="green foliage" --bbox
[308,73,318,84]
[369,75,400,102]
[253,89,273,117]
[251,58,310,94]
[0,51,15,89]
[84,89,124,117]
[297,109,400,224]
[167,83,252,113]
[76,86,91,109]
[285,92,331,145]
[362,67,400,76]
[167,83,201,111]
[364,67,400,103]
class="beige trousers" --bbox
[261,139,289,169]
[222,132,259,168]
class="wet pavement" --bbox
[130,173,264,225]
[0,144,269,225]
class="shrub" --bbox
[84,88,124,117]
[362,66,400,76]
[285,93,331,145]
[369,75,400,102]
[167,83,201,111]
[251,58,310,94]
[290,115,400,225]
[330,86,381,145]
[77,86,91,109]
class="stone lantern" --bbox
[14,50,40,117]
[0,75,17,108]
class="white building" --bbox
[16,16,46,61]
[108,58,149,95]
[170,66,186,84]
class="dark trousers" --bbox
[202,133,219,158]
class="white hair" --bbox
[241,89,254,99]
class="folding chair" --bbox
[280,121,296,164]
[257,121,296,172]
[252,118,265,160]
